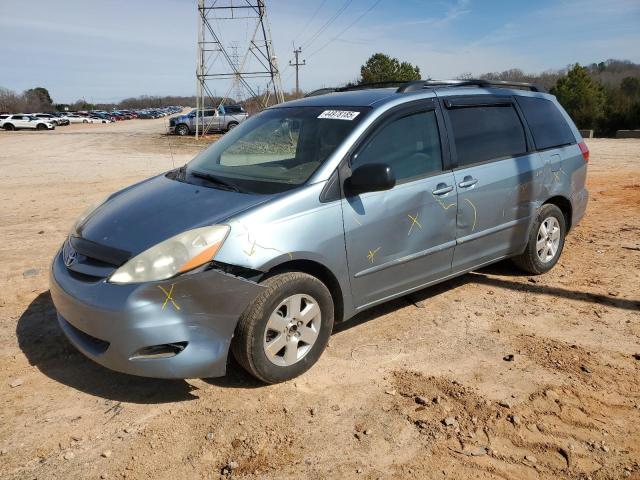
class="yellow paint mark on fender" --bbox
[367,247,381,264]
[237,222,293,260]
[465,198,477,232]
[158,284,180,311]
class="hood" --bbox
[78,174,269,255]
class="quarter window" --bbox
[516,96,575,150]
[448,105,527,166]
[352,110,443,181]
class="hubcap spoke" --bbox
[265,333,287,357]
[300,302,320,323]
[539,223,548,237]
[266,312,289,332]
[286,295,303,319]
[283,337,299,364]
[536,237,546,252]
[298,325,319,345]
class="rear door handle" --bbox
[458,176,478,188]
[432,184,454,196]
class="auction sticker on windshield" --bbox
[318,110,360,121]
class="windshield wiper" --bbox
[190,170,242,192]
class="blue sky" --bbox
[1,0,639,103]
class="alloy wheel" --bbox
[263,294,321,367]
[536,216,561,263]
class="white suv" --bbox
[0,114,55,131]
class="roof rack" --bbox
[303,79,545,98]
[397,79,545,93]
[304,81,408,97]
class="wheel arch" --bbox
[262,259,344,324]
[543,195,573,231]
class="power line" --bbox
[293,0,329,44]
[300,0,354,50]
[307,0,383,59]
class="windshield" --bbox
[185,106,369,194]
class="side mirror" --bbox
[346,163,396,195]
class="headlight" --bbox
[108,225,229,284]
[71,195,111,234]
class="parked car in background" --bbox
[33,113,62,126]
[50,113,70,125]
[88,115,111,123]
[169,104,248,135]
[65,113,91,124]
[1,114,55,130]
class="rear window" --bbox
[448,105,527,166]
[516,96,575,150]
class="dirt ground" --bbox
[0,117,639,480]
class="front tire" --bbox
[175,124,190,136]
[226,121,239,132]
[232,272,334,384]
[36,123,47,130]
[4,123,15,131]
[513,204,566,274]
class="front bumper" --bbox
[49,250,265,379]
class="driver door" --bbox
[341,101,458,309]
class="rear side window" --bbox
[224,105,244,114]
[516,96,575,150]
[352,110,443,181]
[448,105,527,166]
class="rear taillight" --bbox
[578,141,589,162]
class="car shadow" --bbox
[16,291,199,404]
[17,265,638,399]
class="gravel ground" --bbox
[0,118,639,480]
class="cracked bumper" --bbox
[49,250,265,379]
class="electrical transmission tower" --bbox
[196,0,284,138]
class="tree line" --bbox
[2,56,638,136]
[357,54,640,137]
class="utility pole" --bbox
[289,47,306,96]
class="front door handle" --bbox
[432,183,453,196]
[458,175,478,188]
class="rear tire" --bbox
[231,272,334,384]
[513,204,566,274]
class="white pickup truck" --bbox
[169,104,248,136]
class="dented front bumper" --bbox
[49,250,265,379]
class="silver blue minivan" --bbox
[50,80,589,383]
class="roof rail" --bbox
[397,79,545,93]
[304,79,546,98]
[304,81,407,97]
